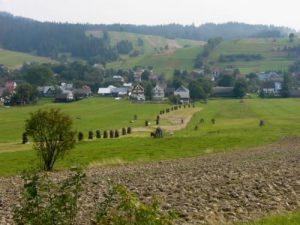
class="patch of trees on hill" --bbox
[219,54,264,62]
[0,12,118,64]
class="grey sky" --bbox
[0,0,299,30]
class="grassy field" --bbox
[0,49,55,69]
[106,35,300,78]
[238,210,300,225]
[209,38,300,73]
[1,98,300,175]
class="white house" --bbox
[130,84,145,101]
[152,85,165,101]
[262,81,282,95]
[174,86,190,103]
[97,85,116,96]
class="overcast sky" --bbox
[0,0,299,30]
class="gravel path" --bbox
[1,137,300,224]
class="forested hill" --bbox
[89,22,293,41]
[0,12,294,64]
[0,12,118,64]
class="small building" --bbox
[133,71,142,82]
[111,87,128,97]
[4,81,17,94]
[112,75,125,83]
[55,90,74,102]
[97,85,116,96]
[174,86,190,103]
[38,86,59,97]
[261,81,282,95]
[60,82,73,91]
[212,86,234,97]
[130,84,145,101]
[152,85,165,101]
[73,85,92,99]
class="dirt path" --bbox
[132,108,200,134]
[1,137,299,224]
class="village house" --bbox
[97,85,116,96]
[133,71,142,82]
[261,81,282,95]
[174,86,190,103]
[152,84,165,101]
[55,90,74,102]
[257,72,282,82]
[73,85,92,99]
[112,75,125,83]
[130,84,145,101]
[37,86,59,97]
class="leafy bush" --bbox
[94,184,177,225]
[22,132,29,144]
[109,130,114,138]
[88,131,94,140]
[127,127,132,134]
[115,130,119,138]
[122,128,127,135]
[13,168,85,225]
[96,130,101,139]
[25,108,76,171]
[103,130,108,139]
[78,132,84,141]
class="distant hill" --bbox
[89,22,293,41]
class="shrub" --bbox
[109,130,114,138]
[115,130,119,138]
[88,131,94,140]
[133,115,138,120]
[95,184,176,225]
[211,118,216,124]
[156,119,159,125]
[22,132,29,144]
[13,168,85,225]
[122,128,127,135]
[96,130,101,139]
[145,120,149,126]
[103,130,108,139]
[259,120,265,127]
[127,127,132,134]
[25,108,76,171]
[78,132,84,141]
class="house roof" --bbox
[262,81,276,89]
[175,86,189,93]
[98,88,112,94]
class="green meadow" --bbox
[0,49,55,69]
[1,97,300,176]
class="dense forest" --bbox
[0,12,118,64]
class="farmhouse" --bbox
[55,90,74,102]
[174,85,190,103]
[261,81,282,95]
[152,84,165,101]
[130,84,145,101]
[111,87,128,97]
[97,85,116,96]
[73,85,92,99]
[38,86,59,97]
[112,75,125,83]
[257,72,282,82]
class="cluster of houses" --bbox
[38,83,92,102]
[98,82,191,103]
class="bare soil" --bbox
[0,137,299,224]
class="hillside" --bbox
[0,49,56,69]
[106,35,300,77]
[208,37,300,73]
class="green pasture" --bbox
[238,210,300,225]
[0,49,55,69]
[1,98,300,175]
